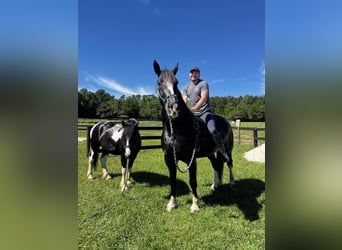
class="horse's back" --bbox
[213,114,234,151]
[195,114,233,156]
[213,114,231,130]
[90,121,122,153]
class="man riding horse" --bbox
[182,66,229,162]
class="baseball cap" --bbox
[189,66,200,73]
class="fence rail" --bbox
[79,120,265,149]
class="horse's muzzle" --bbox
[166,101,178,118]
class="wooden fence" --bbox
[79,120,265,149]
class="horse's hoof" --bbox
[190,204,199,213]
[121,185,128,192]
[102,174,112,180]
[87,175,94,180]
[210,183,218,191]
[166,196,176,212]
[166,204,176,212]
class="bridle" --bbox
[158,87,199,173]
[157,88,178,110]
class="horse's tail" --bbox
[87,125,99,169]
[86,126,92,157]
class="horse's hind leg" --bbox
[189,162,199,213]
[208,154,223,190]
[100,154,112,180]
[226,152,235,186]
[87,149,96,180]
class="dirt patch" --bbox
[244,143,265,163]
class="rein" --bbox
[167,114,199,173]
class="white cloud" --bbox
[259,61,265,78]
[258,62,265,94]
[98,77,137,95]
[210,78,225,84]
[83,73,152,96]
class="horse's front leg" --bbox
[189,161,199,213]
[126,155,137,185]
[165,155,177,212]
[120,156,129,192]
[100,154,112,180]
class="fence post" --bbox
[236,119,241,144]
[253,129,258,148]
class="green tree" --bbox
[78,88,97,118]
[124,95,140,118]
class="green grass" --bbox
[78,135,265,249]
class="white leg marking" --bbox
[87,150,95,180]
[127,167,132,185]
[211,171,222,191]
[166,196,176,212]
[120,167,128,192]
[190,196,199,213]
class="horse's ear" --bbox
[172,63,179,75]
[153,60,161,76]
[122,120,127,127]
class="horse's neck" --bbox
[162,107,194,134]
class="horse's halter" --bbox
[157,80,180,119]
[157,87,178,114]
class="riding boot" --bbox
[212,132,229,162]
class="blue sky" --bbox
[79,0,264,98]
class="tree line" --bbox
[78,88,265,122]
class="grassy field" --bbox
[78,123,265,249]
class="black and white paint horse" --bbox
[153,60,234,213]
[87,118,141,191]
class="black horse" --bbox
[153,60,234,212]
[87,118,141,191]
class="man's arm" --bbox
[182,95,188,104]
[191,90,208,112]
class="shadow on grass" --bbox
[131,171,190,197]
[201,178,265,221]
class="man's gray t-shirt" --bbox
[182,79,210,116]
